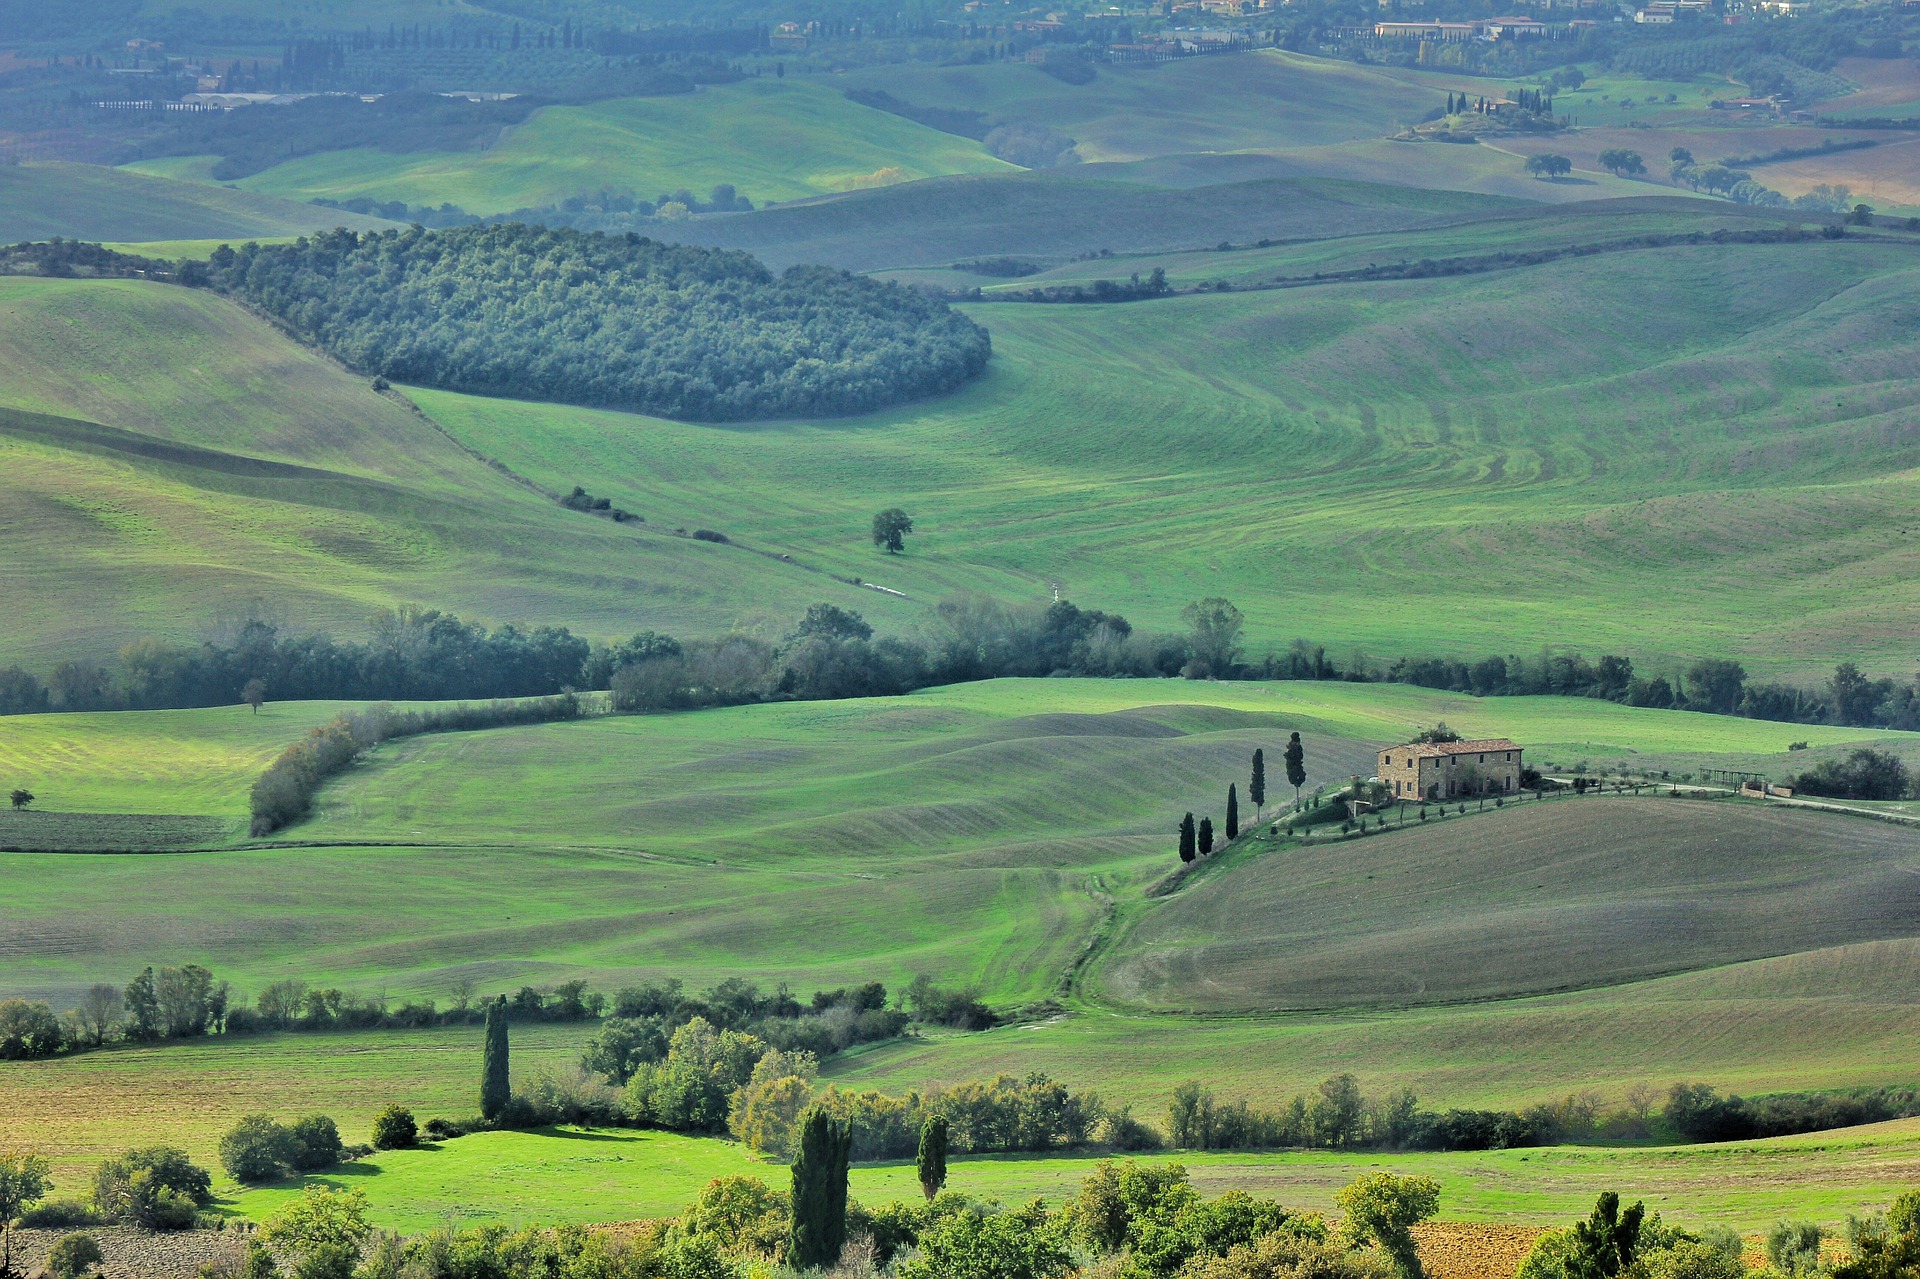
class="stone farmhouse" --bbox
[1377,738,1523,800]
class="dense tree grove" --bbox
[198,224,992,421]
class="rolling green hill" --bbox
[0,276,903,669]
[7,680,1920,1197]
[127,79,1017,214]
[414,225,1920,679]
[0,162,396,244]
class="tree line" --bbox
[193,223,992,422]
[4,592,1905,750]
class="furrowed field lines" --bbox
[415,232,1920,676]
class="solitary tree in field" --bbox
[242,678,268,715]
[481,996,510,1122]
[1250,749,1266,823]
[1180,597,1244,678]
[8,789,30,811]
[1197,816,1214,857]
[1178,812,1196,863]
[1284,732,1306,810]
[0,1148,51,1278]
[1226,784,1239,840]
[871,508,915,554]
[788,1107,852,1269]
[916,1115,949,1202]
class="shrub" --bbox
[370,1105,417,1150]
[692,529,730,544]
[47,1233,104,1278]
[286,1116,343,1170]
[19,1197,105,1228]
[219,1115,295,1183]
[1336,1172,1441,1279]
[94,1146,214,1224]
[262,1187,372,1268]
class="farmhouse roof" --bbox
[1390,738,1521,758]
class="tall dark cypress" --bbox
[1250,749,1266,821]
[1226,784,1239,840]
[789,1108,852,1268]
[1198,816,1214,856]
[917,1114,949,1202]
[1284,732,1306,810]
[481,995,510,1121]
[1178,812,1196,863]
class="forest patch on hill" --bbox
[202,223,992,421]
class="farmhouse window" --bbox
[1478,754,1485,762]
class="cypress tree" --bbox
[481,996,510,1121]
[1198,816,1214,856]
[916,1114,949,1202]
[789,1107,852,1269]
[1178,812,1196,863]
[1250,749,1266,821]
[1226,784,1239,840]
[1284,732,1306,810]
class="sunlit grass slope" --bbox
[220,1118,1920,1233]
[418,229,1920,677]
[128,79,1015,214]
[0,276,905,667]
[0,162,395,244]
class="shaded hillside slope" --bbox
[0,162,397,244]
[660,171,1520,272]
[1096,799,1920,1012]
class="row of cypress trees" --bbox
[1177,734,1308,864]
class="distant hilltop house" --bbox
[1378,738,1523,801]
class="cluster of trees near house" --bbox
[190,224,992,422]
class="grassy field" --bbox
[128,79,1016,214]
[415,227,1920,679]
[0,163,394,244]
[217,1120,1920,1235]
[9,217,1920,674]
[886,197,1778,292]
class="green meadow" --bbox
[415,228,1920,679]
[128,79,1016,214]
[217,1120,1920,1235]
